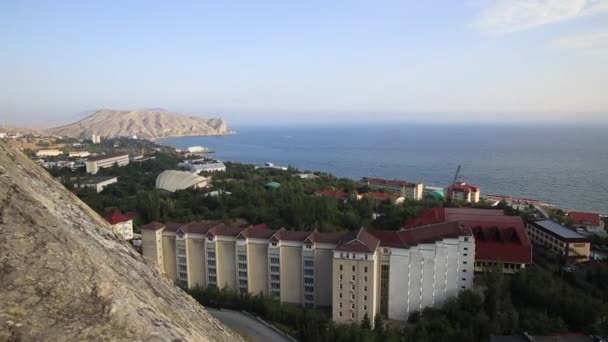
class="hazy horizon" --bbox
[2,1,608,126]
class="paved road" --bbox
[206,308,291,342]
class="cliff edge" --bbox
[0,140,241,341]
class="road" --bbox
[206,308,292,342]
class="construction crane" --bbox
[452,165,461,185]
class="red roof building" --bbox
[568,211,602,227]
[405,207,532,272]
[314,189,350,200]
[445,182,481,203]
[106,210,132,225]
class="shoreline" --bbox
[149,131,237,142]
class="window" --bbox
[271,283,280,289]
[463,261,468,264]
[339,293,342,299]
[383,248,389,253]
[270,266,279,273]
[238,255,246,261]
[207,260,216,267]
[339,311,342,317]
[351,275,355,281]
[207,237,213,241]
[271,242,277,247]
[351,294,355,300]
[306,244,312,249]
[271,274,279,281]
[364,266,368,273]
[339,264,343,271]
[462,269,467,273]
[304,260,314,267]
[352,265,355,272]
[346,253,350,258]
[270,257,280,264]
[238,263,247,270]
[238,271,247,277]
[464,237,469,242]
[463,253,468,257]
[339,284,343,290]
[207,252,215,259]
[364,295,367,301]
[339,302,343,308]
[364,255,368,260]
[364,286,367,292]
[351,284,355,291]
[363,304,367,311]
[304,269,314,276]
[339,274,343,280]
[364,276,367,282]
[304,286,314,293]
[463,247,468,251]
[351,313,355,319]
[462,278,466,281]
[351,303,355,309]
[239,279,247,286]
[304,277,314,284]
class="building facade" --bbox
[360,177,424,200]
[526,220,591,262]
[85,153,129,174]
[75,176,117,193]
[142,221,474,324]
[106,210,134,240]
[445,182,480,203]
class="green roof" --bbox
[265,181,281,189]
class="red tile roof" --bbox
[164,222,183,232]
[206,224,246,237]
[270,228,312,242]
[179,222,216,235]
[568,211,602,226]
[335,227,380,253]
[315,189,349,200]
[447,182,479,192]
[404,207,532,264]
[361,177,416,188]
[237,226,277,240]
[305,230,350,244]
[370,222,472,248]
[106,211,131,225]
[364,192,396,201]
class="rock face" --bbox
[46,109,229,139]
[0,140,242,341]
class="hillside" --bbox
[46,109,229,138]
[0,140,241,341]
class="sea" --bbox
[158,124,608,214]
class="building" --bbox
[405,208,532,273]
[568,211,605,236]
[360,177,424,200]
[155,170,211,192]
[75,176,117,193]
[141,221,474,324]
[85,153,129,174]
[91,134,101,144]
[179,158,226,173]
[445,182,480,203]
[68,151,90,158]
[106,210,134,240]
[527,220,591,262]
[315,189,350,201]
[36,149,63,157]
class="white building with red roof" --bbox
[106,210,134,241]
[445,181,480,203]
[568,211,605,236]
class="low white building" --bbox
[85,153,129,174]
[68,151,90,158]
[36,149,63,157]
[76,176,117,193]
[179,158,226,173]
[106,211,134,240]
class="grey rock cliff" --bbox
[0,140,242,341]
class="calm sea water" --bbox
[159,124,608,214]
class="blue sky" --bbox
[1,0,607,126]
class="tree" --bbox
[373,314,385,340]
[361,312,372,331]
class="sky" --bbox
[1,0,608,126]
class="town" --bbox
[4,131,608,342]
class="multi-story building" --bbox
[85,153,129,174]
[105,210,134,240]
[360,177,424,200]
[75,176,118,193]
[526,220,591,262]
[568,211,605,236]
[142,221,475,324]
[68,151,90,158]
[445,182,480,203]
[36,149,63,157]
[91,134,101,144]
[405,208,532,273]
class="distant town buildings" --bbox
[155,170,211,192]
[179,158,226,173]
[141,221,474,324]
[106,210,134,240]
[85,153,129,174]
[68,151,90,158]
[36,149,63,157]
[91,134,101,144]
[405,208,532,273]
[75,176,118,193]
[255,162,288,171]
[360,177,424,201]
[526,220,591,262]
[445,182,480,203]
[568,211,605,236]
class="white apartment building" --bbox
[142,221,474,325]
[85,153,129,174]
[75,176,117,193]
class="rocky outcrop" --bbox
[0,140,242,341]
[46,109,229,139]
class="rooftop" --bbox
[106,211,131,225]
[568,211,602,226]
[335,227,380,253]
[531,220,590,241]
[86,153,129,162]
[448,181,479,192]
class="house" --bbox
[106,211,134,241]
[405,208,532,273]
[568,211,605,236]
[75,176,118,193]
[445,182,480,203]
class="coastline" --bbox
[149,131,237,142]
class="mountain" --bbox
[0,140,242,341]
[46,109,229,139]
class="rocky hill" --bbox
[0,140,242,341]
[46,109,229,139]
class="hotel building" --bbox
[360,177,424,201]
[142,221,474,323]
[445,182,480,203]
[85,153,129,174]
[526,220,591,262]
